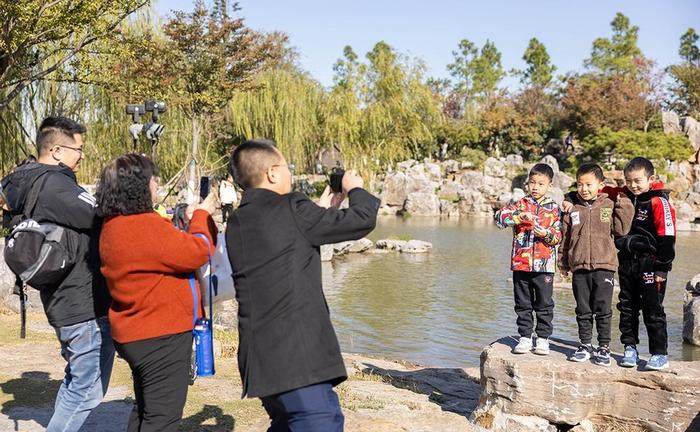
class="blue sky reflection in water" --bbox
[323,217,700,367]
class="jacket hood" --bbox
[1,163,74,214]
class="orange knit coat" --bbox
[100,210,215,344]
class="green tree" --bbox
[447,39,504,109]
[667,28,700,116]
[515,37,556,88]
[0,0,149,110]
[585,12,644,75]
[679,28,700,64]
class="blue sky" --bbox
[156,0,700,88]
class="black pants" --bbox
[617,256,668,355]
[572,269,614,346]
[115,331,192,432]
[221,204,234,224]
[513,271,554,338]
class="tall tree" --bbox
[585,12,644,75]
[447,39,504,114]
[0,0,149,110]
[679,28,700,65]
[515,38,556,88]
[667,28,700,116]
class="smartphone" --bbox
[328,167,345,193]
[199,176,212,201]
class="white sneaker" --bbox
[533,337,550,355]
[512,336,533,354]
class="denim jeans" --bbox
[47,316,116,432]
[261,382,344,432]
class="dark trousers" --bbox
[572,269,614,346]
[115,331,192,432]
[261,382,344,432]
[617,256,668,355]
[513,271,554,338]
[221,204,234,224]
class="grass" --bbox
[387,234,414,241]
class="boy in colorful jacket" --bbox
[495,163,562,355]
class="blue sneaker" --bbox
[620,345,639,368]
[645,354,669,371]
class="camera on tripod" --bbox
[126,100,167,150]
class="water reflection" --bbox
[324,216,700,367]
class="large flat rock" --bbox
[472,337,700,431]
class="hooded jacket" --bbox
[1,163,110,327]
[495,195,562,273]
[605,182,677,276]
[558,191,634,273]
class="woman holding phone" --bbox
[96,154,216,432]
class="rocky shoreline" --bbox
[373,154,700,232]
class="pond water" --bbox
[323,216,700,367]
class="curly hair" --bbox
[96,154,157,217]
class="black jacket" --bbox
[1,163,110,327]
[612,183,677,275]
[226,187,380,398]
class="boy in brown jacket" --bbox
[559,163,634,366]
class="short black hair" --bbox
[36,116,87,155]
[529,163,554,181]
[229,139,281,190]
[576,163,604,181]
[96,154,157,217]
[623,157,655,177]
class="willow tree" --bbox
[226,68,326,170]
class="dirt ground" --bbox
[0,312,483,432]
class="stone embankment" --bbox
[320,238,433,262]
[472,337,700,432]
[685,273,700,347]
[376,154,700,231]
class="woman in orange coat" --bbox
[96,154,216,432]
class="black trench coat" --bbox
[225,187,380,398]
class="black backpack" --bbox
[4,172,78,291]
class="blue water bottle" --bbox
[194,317,215,376]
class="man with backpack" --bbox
[1,117,114,432]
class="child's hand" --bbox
[654,275,666,283]
[560,270,569,278]
[533,225,548,237]
[561,201,574,213]
[519,212,535,222]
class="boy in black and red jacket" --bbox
[608,157,676,370]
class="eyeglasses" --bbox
[56,145,84,155]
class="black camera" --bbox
[328,167,345,193]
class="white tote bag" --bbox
[197,232,236,307]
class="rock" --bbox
[677,202,695,222]
[440,200,460,218]
[552,171,574,191]
[484,158,506,178]
[686,192,700,208]
[406,176,438,195]
[684,274,700,346]
[401,240,433,254]
[511,188,526,202]
[320,244,334,262]
[424,162,442,181]
[539,155,560,174]
[694,181,700,194]
[474,410,557,432]
[682,116,700,152]
[472,337,700,431]
[438,181,464,200]
[381,172,408,206]
[375,239,433,253]
[458,189,492,217]
[662,111,682,134]
[569,419,595,432]
[668,177,692,195]
[442,159,460,174]
[546,187,565,205]
[460,160,475,170]
[407,163,426,179]
[404,192,441,216]
[347,238,374,253]
[496,192,513,207]
[460,171,485,188]
[396,159,417,172]
[480,176,512,200]
[375,239,407,251]
[332,241,355,256]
